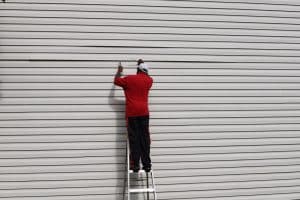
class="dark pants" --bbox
[127,115,151,171]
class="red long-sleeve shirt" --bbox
[114,72,153,118]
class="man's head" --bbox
[136,59,149,74]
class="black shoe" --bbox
[133,167,140,173]
[143,167,151,172]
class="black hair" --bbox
[137,59,144,65]
[137,68,143,73]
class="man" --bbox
[114,59,153,172]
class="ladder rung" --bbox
[129,170,152,174]
[129,188,155,193]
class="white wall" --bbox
[1,0,300,199]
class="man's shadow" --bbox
[0,81,2,99]
[108,85,128,200]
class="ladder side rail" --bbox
[151,171,158,200]
[127,140,130,200]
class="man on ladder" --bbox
[114,59,153,173]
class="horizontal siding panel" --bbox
[7,0,300,6]
[1,130,300,142]
[0,142,125,151]
[1,137,300,150]
[2,61,300,69]
[205,193,300,200]
[0,196,122,200]
[126,123,300,134]
[4,171,300,189]
[2,170,300,189]
[2,17,300,31]
[0,188,116,198]
[0,127,126,136]
[0,127,299,141]
[158,179,300,192]
[0,156,123,167]
[205,0,300,5]
[3,24,300,37]
[6,0,300,7]
[0,195,119,200]
[157,187,300,199]
[3,104,300,113]
[3,68,300,76]
[9,12,300,24]
[1,139,300,150]
[1,158,300,174]
[1,65,300,76]
[1,117,300,127]
[2,9,300,24]
[4,75,300,83]
[3,46,300,57]
[3,53,300,63]
[1,180,300,198]
[150,152,299,162]
[0,53,299,63]
[153,144,300,155]
[4,13,300,25]
[1,124,300,135]
[2,110,300,120]
[0,90,299,98]
[0,97,300,105]
[3,30,300,40]
[5,82,300,90]
[0,148,125,158]
[1,193,300,200]
[3,1,300,12]
[1,144,300,158]
[1,165,300,181]
[6,9,300,22]
[1,98,300,106]
[2,39,300,49]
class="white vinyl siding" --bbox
[1,0,300,199]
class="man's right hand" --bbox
[115,62,123,79]
[118,62,123,73]
[118,65,123,73]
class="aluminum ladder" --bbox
[126,141,157,200]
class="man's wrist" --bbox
[115,71,122,78]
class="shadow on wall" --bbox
[108,84,128,200]
[0,81,2,99]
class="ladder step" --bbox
[129,188,155,193]
[129,169,152,174]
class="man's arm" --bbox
[114,62,127,87]
[115,63,123,78]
